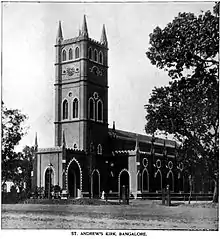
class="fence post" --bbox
[162,188,165,205]
[126,185,129,205]
[166,185,171,206]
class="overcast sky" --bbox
[2,1,214,150]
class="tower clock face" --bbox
[66,67,79,76]
[62,63,80,79]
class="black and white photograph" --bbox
[1,0,219,232]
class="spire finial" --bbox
[100,24,108,46]
[56,20,63,43]
[81,15,89,38]
[34,132,38,150]
[113,121,115,131]
[62,130,66,148]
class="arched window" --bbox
[88,47,92,60]
[89,98,95,120]
[73,98,79,118]
[97,100,103,122]
[62,49,66,61]
[99,51,103,64]
[69,48,73,60]
[63,99,68,120]
[75,47,79,59]
[142,169,149,192]
[97,144,102,155]
[94,49,98,62]
[45,167,54,198]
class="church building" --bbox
[32,16,189,199]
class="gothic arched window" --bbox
[142,169,149,192]
[94,49,98,62]
[88,47,92,60]
[63,99,68,120]
[69,48,73,60]
[89,98,95,120]
[45,167,54,198]
[97,100,103,122]
[75,47,79,59]
[62,49,66,61]
[97,144,102,155]
[73,98,79,118]
[99,51,103,64]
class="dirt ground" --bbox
[1,200,218,230]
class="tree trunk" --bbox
[188,175,192,204]
[212,179,218,203]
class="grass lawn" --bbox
[1,200,218,230]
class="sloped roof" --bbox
[108,128,176,148]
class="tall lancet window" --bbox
[99,51,103,64]
[89,98,95,120]
[73,98,79,118]
[62,49,66,61]
[94,49,98,62]
[63,100,68,120]
[75,47,79,59]
[88,47,92,60]
[69,48,73,60]
[97,100,103,122]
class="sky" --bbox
[2,1,215,151]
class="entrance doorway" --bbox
[68,160,81,198]
[119,170,130,199]
[45,167,54,198]
[92,170,100,198]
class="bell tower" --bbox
[54,16,109,154]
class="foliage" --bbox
[54,185,61,193]
[20,146,35,192]
[145,3,219,188]
[1,102,27,185]
[9,146,35,193]
[146,8,219,79]
[33,186,45,199]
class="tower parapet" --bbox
[56,15,108,49]
[60,37,107,49]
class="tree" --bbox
[145,4,219,202]
[12,146,34,193]
[2,102,27,186]
[22,146,35,192]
